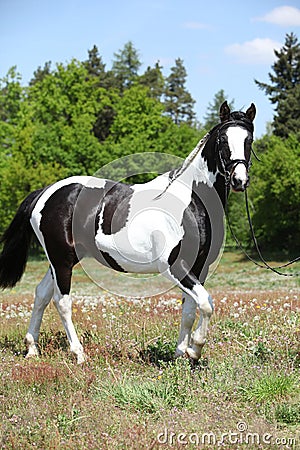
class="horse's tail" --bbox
[0,188,44,289]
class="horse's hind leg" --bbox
[25,268,54,358]
[52,265,85,364]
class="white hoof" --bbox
[24,334,39,359]
[186,346,201,361]
[25,347,39,359]
[76,352,86,364]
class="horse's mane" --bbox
[154,132,211,199]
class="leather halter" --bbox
[215,119,252,186]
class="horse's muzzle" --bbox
[231,173,250,192]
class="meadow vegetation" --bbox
[0,252,299,449]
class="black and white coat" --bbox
[0,101,256,363]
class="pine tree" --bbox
[274,84,300,139]
[111,41,141,90]
[139,61,165,100]
[83,46,116,142]
[255,32,300,138]
[0,67,23,157]
[204,89,234,130]
[164,58,196,125]
[84,45,106,81]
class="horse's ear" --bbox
[245,103,256,122]
[220,101,231,122]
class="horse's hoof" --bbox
[77,353,86,364]
[174,348,186,358]
[25,351,39,360]
[186,347,200,361]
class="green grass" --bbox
[240,372,298,402]
[0,251,300,449]
[96,359,194,415]
[275,401,300,425]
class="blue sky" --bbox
[1,0,300,136]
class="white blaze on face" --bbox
[226,126,248,184]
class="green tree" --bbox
[139,61,165,100]
[250,134,300,252]
[164,58,196,125]
[111,41,141,90]
[84,45,116,141]
[0,156,67,232]
[84,45,106,80]
[0,67,24,165]
[103,84,201,183]
[29,61,52,86]
[84,45,117,90]
[0,67,23,123]
[204,89,234,130]
[13,59,114,174]
[274,84,300,139]
[109,84,168,145]
[255,32,300,138]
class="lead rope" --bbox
[226,190,299,277]
[244,189,300,276]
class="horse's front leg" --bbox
[165,264,213,361]
[175,293,196,357]
[186,293,214,360]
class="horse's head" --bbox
[216,101,256,192]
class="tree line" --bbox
[0,34,299,254]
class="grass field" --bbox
[0,252,299,449]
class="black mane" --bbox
[230,111,254,132]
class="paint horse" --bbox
[0,101,256,363]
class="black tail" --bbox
[0,188,44,289]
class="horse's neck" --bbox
[180,138,229,209]
[181,138,217,188]
[212,173,229,209]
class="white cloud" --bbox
[225,38,281,64]
[255,6,300,26]
[182,22,211,30]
